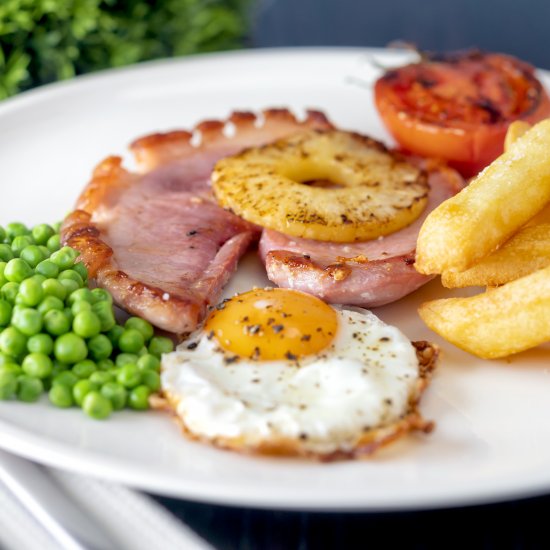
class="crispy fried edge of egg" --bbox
[151,340,438,461]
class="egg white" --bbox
[161,307,422,455]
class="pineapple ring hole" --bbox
[278,159,362,191]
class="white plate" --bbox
[1,47,550,511]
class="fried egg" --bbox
[160,288,436,459]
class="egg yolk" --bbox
[204,288,338,361]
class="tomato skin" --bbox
[374,51,550,177]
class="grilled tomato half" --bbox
[374,50,550,177]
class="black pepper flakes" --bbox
[246,324,262,335]
[186,230,198,236]
[224,355,239,365]
[272,324,284,333]
[187,342,198,350]
[301,334,311,342]
[285,351,298,361]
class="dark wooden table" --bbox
[154,492,550,549]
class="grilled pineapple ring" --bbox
[212,130,429,242]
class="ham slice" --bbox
[62,109,333,334]
[259,162,464,307]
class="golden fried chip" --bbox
[415,119,550,274]
[441,224,550,287]
[419,265,550,359]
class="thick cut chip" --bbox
[503,120,531,152]
[212,130,429,242]
[441,223,550,287]
[419,265,550,359]
[415,119,550,274]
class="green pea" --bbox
[91,301,115,332]
[22,353,52,379]
[91,288,112,304]
[97,358,114,371]
[117,364,141,388]
[1,282,19,304]
[72,359,96,379]
[125,317,154,342]
[115,353,138,368]
[4,258,33,283]
[52,221,62,233]
[63,308,74,325]
[100,382,127,410]
[148,336,174,358]
[42,278,67,301]
[50,363,68,379]
[0,226,5,243]
[46,234,61,252]
[32,224,55,246]
[89,371,113,386]
[48,384,73,408]
[0,327,27,357]
[136,354,160,372]
[14,294,27,306]
[106,325,124,348]
[118,329,145,354]
[52,371,78,389]
[71,300,92,316]
[141,370,160,392]
[0,371,17,399]
[36,260,59,278]
[44,310,71,336]
[82,391,112,419]
[73,311,101,339]
[0,245,14,262]
[54,333,87,364]
[37,296,64,315]
[17,375,43,402]
[29,273,46,285]
[19,245,45,268]
[0,353,17,367]
[12,308,43,336]
[68,288,94,305]
[27,333,54,355]
[88,334,112,361]
[11,236,34,257]
[0,300,12,326]
[128,385,150,410]
[38,246,50,258]
[0,362,21,376]
[18,278,44,306]
[0,262,6,286]
[72,262,88,283]
[6,222,29,240]
[137,346,148,356]
[72,379,98,406]
[50,247,76,270]
[59,269,84,287]
[59,279,79,295]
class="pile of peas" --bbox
[0,221,174,419]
